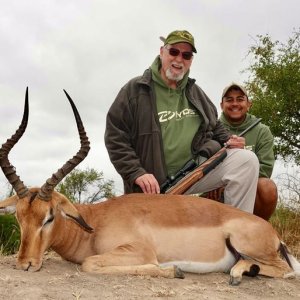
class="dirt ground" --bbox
[0,252,299,300]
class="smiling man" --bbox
[220,83,277,219]
[105,30,259,214]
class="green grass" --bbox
[0,214,20,255]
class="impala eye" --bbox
[44,215,54,226]
[43,208,55,226]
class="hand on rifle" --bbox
[135,173,160,194]
[225,135,246,149]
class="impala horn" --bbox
[0,88,29,199]
[37,90,90,201]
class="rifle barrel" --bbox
[238,118,262,137]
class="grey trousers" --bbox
[185,149,259,213]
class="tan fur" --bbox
[0,189,297,284]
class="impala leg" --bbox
[83,263,183,278]
[230,257,291,285]
[82,241,184,279]
[229,259,260,285]
[254,258,291,278]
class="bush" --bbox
[0,214,20,255]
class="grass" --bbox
[270,204,300,258]
[0,214,20,255]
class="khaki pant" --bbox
[185,149,259,213]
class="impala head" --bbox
[0,88,93,271]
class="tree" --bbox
[56,168,115,203]
[276,168,300,210]
[244,29,300,164]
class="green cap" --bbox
[160,30,197,53]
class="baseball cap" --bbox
[222,82,248,98]
[159,30,197,53]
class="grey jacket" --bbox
[105,68,230,193]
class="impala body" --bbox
[0,89,299,285]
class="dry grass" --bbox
[270,204,300,258]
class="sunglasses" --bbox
[166,47,193,61]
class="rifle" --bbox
[160,159,198,194]
[161,118,262,194]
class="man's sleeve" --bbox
[104,87,146,187]
[255,126,275,178]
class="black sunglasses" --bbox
[166,47,193,61]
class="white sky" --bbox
[0,0,299,196]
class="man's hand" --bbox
[225,135,246,149]
[135,174,160,194]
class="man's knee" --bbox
[254,178,278,220]
[257,178,278,202]
[227,149,259,172]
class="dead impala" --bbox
[0,89,299,285]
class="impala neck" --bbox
[50,205,95,263]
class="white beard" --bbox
[165,68,185,82]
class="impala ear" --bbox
[0,196,18,214]
[0,195,18,212]
[57,194,94,233]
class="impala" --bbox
[0,89,299,285]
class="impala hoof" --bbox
[229,276,241,286]
[174,266,185,279]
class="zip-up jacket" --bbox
[105,67,230,193]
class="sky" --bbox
[0,0,299,197]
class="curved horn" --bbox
[0,88,29,198]
[38,91,90,201]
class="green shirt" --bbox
[151,57,201,177]
[220,112,275,178]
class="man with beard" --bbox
[105,30,259,213]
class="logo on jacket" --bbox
[158,109,197,123]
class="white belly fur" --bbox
[159,247,236,273]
